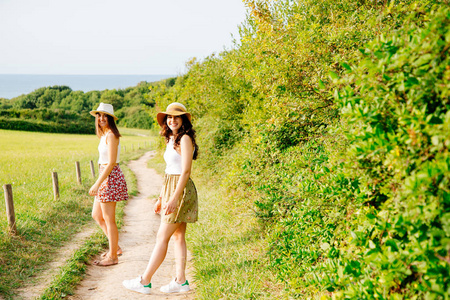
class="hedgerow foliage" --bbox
[327,7,450,298]
[153,0,450,298]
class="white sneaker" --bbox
[160,278,190,293]
[122,275,152,294]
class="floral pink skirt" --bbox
[95,164,129,203]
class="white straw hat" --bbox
[89,103,118,120]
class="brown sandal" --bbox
[100,246,122,259]
[93,255,118,267]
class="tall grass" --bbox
[0,128,153,298]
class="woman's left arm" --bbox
[164,135,193,215]
[88,134,120,196]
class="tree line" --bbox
[0,79,175,133]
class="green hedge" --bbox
[0,108,82,121]
[0,118,93,134]
[262,4,450,298]
[330,6,450,297]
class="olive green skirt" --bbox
[161,174,198,223]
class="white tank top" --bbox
[98,132,120,164]
[164,138,182,174]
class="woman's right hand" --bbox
[154,197,162,214]
[89,183,99,196]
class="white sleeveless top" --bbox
[98,132,120,164]
[164,138,182,174]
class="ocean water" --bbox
[0,74,175,99]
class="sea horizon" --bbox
[0,74,175,100]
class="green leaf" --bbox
[385,239,399,252]
[318,79,326,90]
[406,77,419,86]
[413,53,433,67]
[329,71,339,80]
[340,62,351,71]
[374,50,384,59]
[366,213,376,219]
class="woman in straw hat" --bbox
[89,102,129,266]
[123,102,198,294]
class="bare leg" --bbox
[92,200,108,236]
[141,222,182,285]
[173,222,187,283]
[93,200,122,258]
[100,202,118,260]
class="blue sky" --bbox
[0,0,247,75]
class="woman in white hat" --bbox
[89,102,129,266]
[123,102,198,294]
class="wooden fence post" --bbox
[75,161,81,184]
[90,160,96,178]
[3,184,17,235]
[52,172,59,201]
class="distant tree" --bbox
[0,98,12,109]
[86,91,101,109]
[68,91,87,111]
[165,77,177,87]
[100,90,124,110]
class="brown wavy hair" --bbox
[95,114,122,138]
[160,114,198,160]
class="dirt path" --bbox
[69,151,195,300]
[16,224,97,299]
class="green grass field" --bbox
[0,128,155,298]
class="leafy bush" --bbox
[267,4,450,298]
[327,6,450,298]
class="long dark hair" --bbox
[160,114,198,160]
[95,114,121,138]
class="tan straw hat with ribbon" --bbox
[89,102,118,120]
[157,102,191,127]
